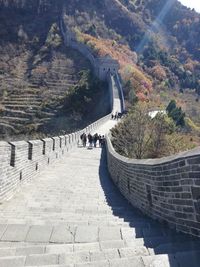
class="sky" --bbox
[178,0,200,12]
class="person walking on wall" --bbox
[99,135,102,147]
[93,133,99,148]
[82,133,87,147]
[88,133,93,148]
[101,135,105,147]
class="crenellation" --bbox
[0,111,113,203]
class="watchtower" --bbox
[96,55,120,81]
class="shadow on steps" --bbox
[99,148,200,267]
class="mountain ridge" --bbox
[0,0,200,138]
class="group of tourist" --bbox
[111,111,122,120]
[80,133,105,148]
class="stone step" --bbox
[0,219,137,229]
[0,225,126,244]
[0,248,148,266]
[26,266,70,267]
[0,253,183,267]
[0,219,134,228]
[0,240,199,265]
[0,208,142,216]
[0,223,194,251]
[0,240,134,251]
[0,255,25,267]
[0,245,149,259]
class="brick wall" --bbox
[60,18,120,81]
[106,136,200,237]
[0,114,111,203]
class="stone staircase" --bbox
[0,125,200,267]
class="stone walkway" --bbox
[0,119,200,267]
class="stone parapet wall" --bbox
[114,74,125,112]
[106,136,200,237]
[0,114,111,203]
[60,19,119,81]
[70,41,97,72]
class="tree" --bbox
[111,103,153,159]
[166,100,185,127]
[166,100,176,114]
[111,104,178,159]
[124,80,138,104]
[148,114,176,158]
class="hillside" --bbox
[62,0,200,117]
[0,0,200,139]
[0,1,109,139]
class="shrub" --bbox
[111,103,175,159]
[166,100,185,127]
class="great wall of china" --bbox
[0,19,200,244]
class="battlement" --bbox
[0,114,110,203]
[60,19,120,81]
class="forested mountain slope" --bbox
[0,0,109,139]
[0,0,200,139]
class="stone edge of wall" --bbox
[106,135,200,237]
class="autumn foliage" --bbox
[76,30,152,101]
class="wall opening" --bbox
[48,158,50,164]
[127,179,131,194]
[146,185,152,207]
[62,150,64,155]
[9,143,15,167]
[192,187,200,215]
[59,137,62,148]
[42,140,46,155]
[20,171,22,181]
[28,142,33,160]
[56,153,58,159]
[36,163,38,171]
[52,138,55,151]
[65,137,67,146]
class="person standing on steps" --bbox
[80,133,87,147]
[80,133,84,147]
[93,133,99,148]
[101,135,105,147]
[98,135,102,147]
[88,133,93,149]
[82,133,87,147]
